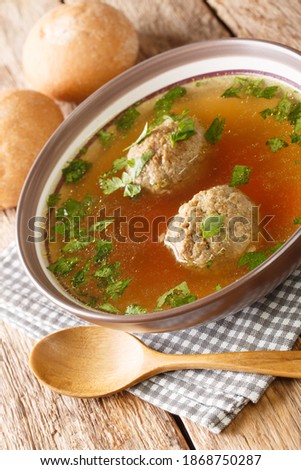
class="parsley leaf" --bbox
[62,159,92,184]
[97,129,114,148]
[238,243,284,270]
[89,219,114,233]
[202,214,224,239]
[170,117,196,147]
[56,194,94,218]
[101,176,124,195]
[260,97,292,122]
[94,262,120,282]
[47,257,80,276]
[93,240,113,263]
[153,86,186,124]
[204,115,225,144]
[215,283,222,291]
[99,303,121,314]
[123,183,141,198]
[116,106,140,132]
[229,165,251,187]
[61,238,92,253]
[293,217,301,224]
[127,150,154,179]
[47,193,61,207]
[266,137,289,153]
[72,262,91,287]
[288,102,301,125]
[157,281,197,308]
[124,122,151,151]
[105,278,132,300]
[222,77,278,99]
[125,304,147,315]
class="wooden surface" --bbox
[1,0,301,450]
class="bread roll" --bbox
[0,90,64,209]
[22,1,139,103]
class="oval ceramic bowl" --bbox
[17,39,301,332]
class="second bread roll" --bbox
[22,1,139,103]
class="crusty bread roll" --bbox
[0,90,64,209]
[22,1,139,103]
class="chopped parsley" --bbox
[222,77,278,99]
[229,165,251,187]
[124,122,151,151]
[204,115,225,144]
[266,137,289,153]
[97,129,114,148]
[288,102,301,125]
[101,151,154,198]
[62,159,92,184]
[116,106,140,132]
[260,97,292,122]
[47,257,80,276]
[238,243,284,270]
[94,262,120,284]
[56,194,94,219]
[153,86,186,124]
[47,193,61,207]
[99,303,121,314]
[93,240,113,263]
[125,304,147,315]
[61,238,92,253]
[215,283,222,291]
[127,150,154,178]
[105,278,132,300]
[156,281,197,308]
[293,217,301,224]
[202,214,224,239]
[72,262,91,287]
[170,116,196,147]
[89,219,114,233]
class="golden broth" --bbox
[46,75,301,313]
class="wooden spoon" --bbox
[29,326,301,398]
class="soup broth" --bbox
[46,75,301,314]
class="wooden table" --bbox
[1,0,301,450]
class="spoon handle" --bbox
[158,350,301,378]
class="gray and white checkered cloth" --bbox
[1,243,300,433]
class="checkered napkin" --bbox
[1,243,300,433]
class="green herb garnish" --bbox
[72,262,91,287]
[222,77,278,99]
[89,219,114,233]
[229,165,251,187]
[127,150,154,178]
[97,129,114,148]
[47,193,61,207]
[125,304,147,315]
[153,86,186,124]
[99,303,121,314]
[260,97,292,122]
[94,262,120,283]
[105,278,132,300]
[62,159,91,184]
[124,122,151,151]
[156,281,197,308]
[238,243,284,270]
[116,106,140,132]
[293,217,301,224]
[170,117,196,147]
[204,115,225,144]
[61,238,92,253]
[215,283,222,291]
[266,137,289,153]
[56,194,94,219]
[47,257,80,276]
[93,240,113,263]
[202,214,224,239]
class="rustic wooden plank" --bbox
[66,0,230,60]
[208,0,301,50]
[1,321,189,450]
[183,337,301,450]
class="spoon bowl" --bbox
[29,326,301,398]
